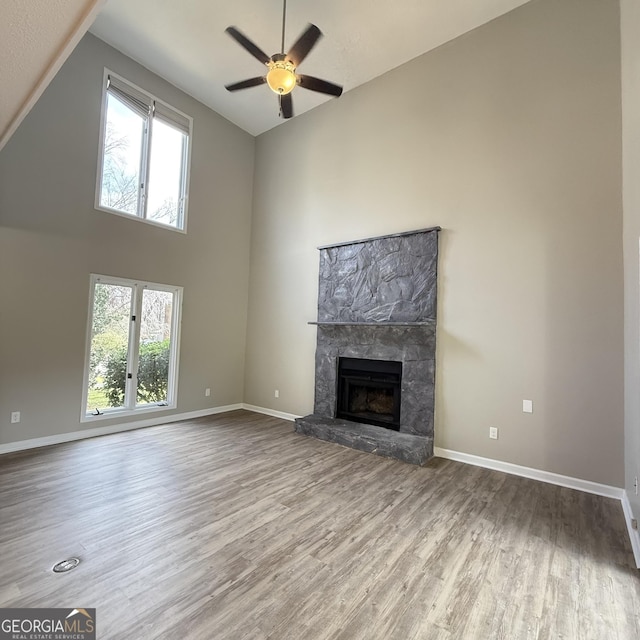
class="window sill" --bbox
[94,204,187,234]
[80,402,177,424]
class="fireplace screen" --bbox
[336,357,402,430]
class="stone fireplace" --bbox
[294,227,440,465]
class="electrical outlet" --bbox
[523,399,533,413]
[489,426,498,440]
[274,390,280,399]
[11,411,20,424]
[633,519,638,531]
[205,388,211,397]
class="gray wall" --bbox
[245,0,624,486]
[0,34,255,444]
[622,0,640,524]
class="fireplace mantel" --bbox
[309,320,435,327]
[317,226,441,250]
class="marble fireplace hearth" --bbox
[294,227,440,466]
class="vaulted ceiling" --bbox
[0,0,105,149]
[2,0,532,147]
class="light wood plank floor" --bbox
[0,410,638,639]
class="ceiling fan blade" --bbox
[286,24,322,67]
[280,93,293,119]
[297,75,343,97]
[225,77,267,92]
[225,27,271,65]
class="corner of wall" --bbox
[622,491,640,568]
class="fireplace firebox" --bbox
[337,357,402,430]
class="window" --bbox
[82,274,182,420]
[96,71,192,231]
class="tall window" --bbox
[82,275,182,420]
[96,71,192,231]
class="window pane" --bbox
[86,283,133,414]
[136,288,174,405]
[100,92,144,215]
[146,119,186,228]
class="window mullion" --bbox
[126,285,143,410]
[139,112,153,220]
[166,288,180,404]
[178,135,188,228]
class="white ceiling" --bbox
[90,0,532,137]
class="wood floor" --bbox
[0,410,638,639]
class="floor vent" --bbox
[52,557,80,573]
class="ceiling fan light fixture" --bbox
[266,60,297,95]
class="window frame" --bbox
[81,273,183,423]
[95,68,192,233]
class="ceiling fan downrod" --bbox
[281,0,287,54]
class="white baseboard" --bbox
[622,491,640,568]
[0,404,243,455]
[434,447,624,500]
[237,411,626,502]
[434,447,640,567]
[241,403,300,422]
[242,409,625,497]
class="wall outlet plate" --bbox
[10,411,20,424]
[205,388,211,397]
[522,399,533,413]
[489,426,498,439]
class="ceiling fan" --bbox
[224,0,343,119]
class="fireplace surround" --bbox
[294,227,440,465]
